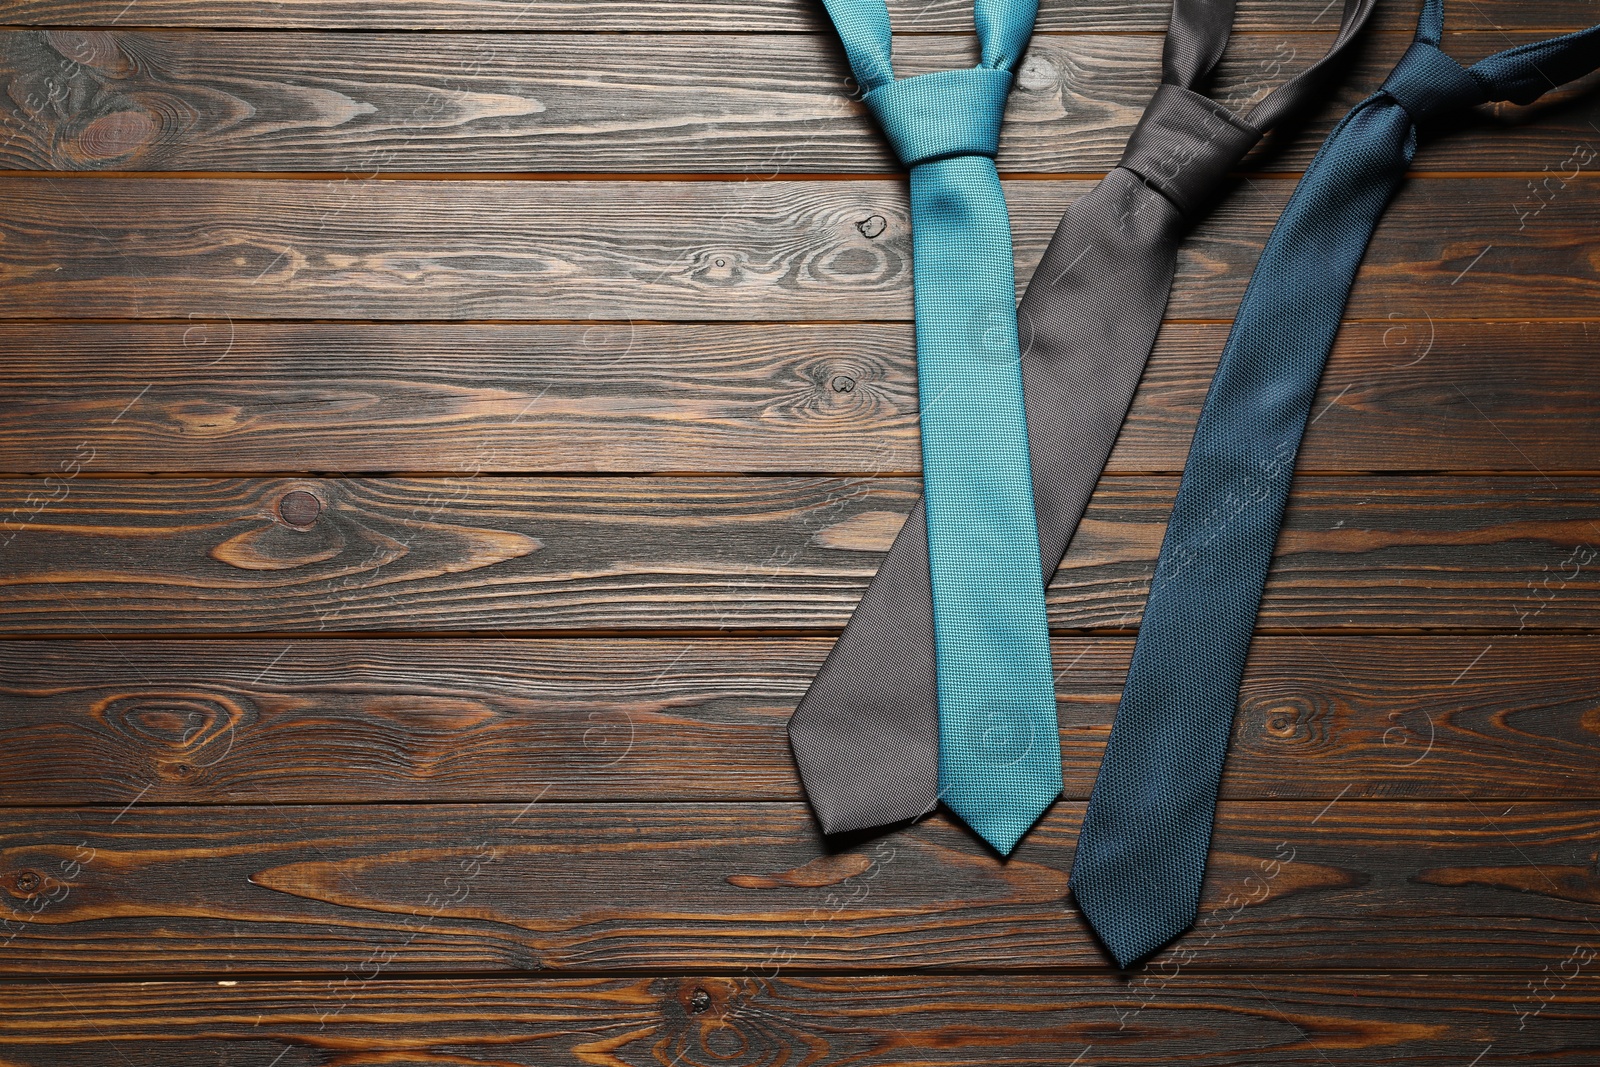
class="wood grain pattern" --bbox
[0,973,1595,1066]
[0,636,1595,805]
[1,475,1598,634]
[1,321,1595,475]
[3,30,1597,173]
[0,322,923,476]
[0,0,1589,33]
[1117,321,1600,475]
[0,0,1595,1043]
[4,176,1595,321]
[2,799,1598,973]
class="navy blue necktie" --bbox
[1071,0,1600,969]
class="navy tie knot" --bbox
[865,68,1015,167]
[1380,40,1486,121]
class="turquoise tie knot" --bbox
[865,68,1015,168]
[1380,41,1486,121]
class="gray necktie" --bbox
[788,0,1379,836]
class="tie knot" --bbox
[1380,40,1486,122]
[1117,85,1261,219]
[865,68,1014,168]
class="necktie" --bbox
[810,0,1059,853]
[789,0,1378,839]
[1071,0,1600,968]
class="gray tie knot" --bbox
[1117,85,1261,219]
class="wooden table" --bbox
[0,0,1597,1062]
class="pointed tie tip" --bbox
[1085,916,1184,971]
[1071,881,1195,970]
[978,824,1025,858]
[944,785,1060,857]
[810,794,939,840]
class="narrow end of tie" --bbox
[1069,869,1198,969]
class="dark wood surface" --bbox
[0,0,1598,1062]
[4,474,1600,632]
[8,798,1600,974]
[6,176,1600,320]
[3,0,1593,32]
[2,636,1595,803]
[3,321,1600,473]
[1,974,1595,1066]
[4,30,1599,173]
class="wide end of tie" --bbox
[1069,857,1200,969]
[942,778,1060,857]
[788,704,941,837]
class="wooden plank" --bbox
[2,474,1597,634]
[0,973,1595,1065]
[0,322,923,475]
[0,321,1595,475]
[4,30,1597,173]
[2,176,1595,321]
[0,635,1595,805]
[1116,321,1600,475]
[0,0,1586,34]
[1,799,1598,973]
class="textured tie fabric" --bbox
[1070,0,1600,969]
[789,0,1378,839]
[809,0,1060,854]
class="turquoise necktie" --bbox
[817,0,1060,853]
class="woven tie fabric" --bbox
[1070,0,1600,969]
[789,0,1377,839]
[805,0,1060,854]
